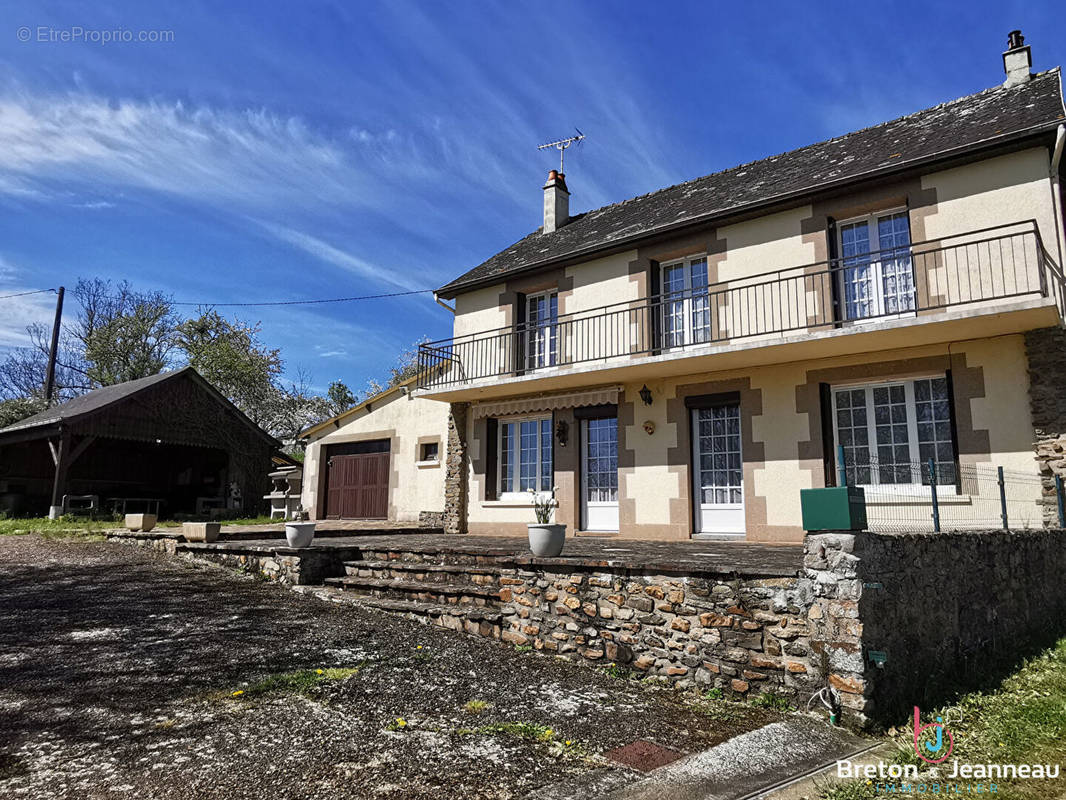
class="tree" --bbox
[175,309,283,425]
[0,279,178,402]
[385,337,427,387]
[0,396,46,428]
[326,380,357,417]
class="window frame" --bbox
[659,253,710,349]
[524,290,559,371]
[418,441,440,463]
[829,374,958,494]
[835,207,916,322]
[496,414,554,499]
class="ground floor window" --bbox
[832,376,956,486]
[498,416,552,496]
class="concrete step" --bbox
[323,575,503,607]
[342,559,503,586]
[292,585,504,638]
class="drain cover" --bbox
[605,739,683,772]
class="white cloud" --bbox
[0,258,58,351]
[256,221,425,293]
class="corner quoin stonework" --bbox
[444,402,469,535]
[1024,327,1066,525]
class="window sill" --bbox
[416,460,440,469]
[864,492,972,506]
[482,496,557,508]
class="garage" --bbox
[322,440,391,519]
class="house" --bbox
[0,367,279,519]
[299,374,450,525]
[417,32,1066,543]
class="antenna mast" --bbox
[537,128,585,173]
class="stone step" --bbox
[356,546,519,568]
[292,585,504,637]
[323,575,503,607]
[342,559,503,586]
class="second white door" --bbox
[692,404,745,535]
[581,417,619,532]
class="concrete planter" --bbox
[527,523,566,558]
[183,522,221,543]
[125,513,157,533]
[285,521,316,548]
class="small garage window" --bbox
[419,442,439,462]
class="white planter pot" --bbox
[125,513,157,533]
[527,523,567,558]
[285,521,316,548]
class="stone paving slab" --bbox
[184,533,805,577]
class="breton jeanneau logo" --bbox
[913,706,955,764]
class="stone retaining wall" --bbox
[1024,327,1066,525]
[176,544,361,585]
[805,529,1066,727]
[496,567,818,698]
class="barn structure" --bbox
[0,367,279,519]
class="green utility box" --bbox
[800,485,867,532]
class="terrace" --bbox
[418,221,1066,399]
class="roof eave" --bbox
[436,120,1064,300]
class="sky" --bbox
[0,1,1064,395]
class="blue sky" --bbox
[0,1,1063,394]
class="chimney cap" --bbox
[1007,30,1025,50]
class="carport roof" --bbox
[0,367,279,447]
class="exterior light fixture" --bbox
[638,384,653,406]
[555,419,569,447]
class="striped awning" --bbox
[471,385,623,419]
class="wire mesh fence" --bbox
[837,454,1050,533]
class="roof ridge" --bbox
[568,70,1063,225]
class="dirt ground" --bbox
[0,534,781,800]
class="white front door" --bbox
[692,405,745,535]
[581,416,619,532]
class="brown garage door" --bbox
[325,450,390,519]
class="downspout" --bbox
[1050,124,1066,269]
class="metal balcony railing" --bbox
[418,221,1066,390]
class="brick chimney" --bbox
[543,169,569,233]
[1003,30,1032,87]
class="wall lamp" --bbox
[638,384,653,406]
[555,419,569,447]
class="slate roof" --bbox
[0,367,278,445]
[438,69,1065,298]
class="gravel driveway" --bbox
[0,535,781,799]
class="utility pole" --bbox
[43,286,64,406]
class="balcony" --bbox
[418,222,1066,396]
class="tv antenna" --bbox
[538,128,585,173]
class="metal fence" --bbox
[836,451,1057,533]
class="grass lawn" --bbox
[0,515,279,538]
[822,637,1066,800]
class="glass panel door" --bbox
[526,292,558,369]
[692,405,745,535]
[581,417,618,532]
[838,212,914,321]
[661,257,709,348]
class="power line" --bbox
[0,288,56,300]
[0,287,436,307]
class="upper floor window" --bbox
[660,255,709,348]
[837,210,915,321]
[499,416,553,496]
[832,376,956,488]
[525,291,558,369]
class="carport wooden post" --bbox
[47,430,70,520]
[46,430,95,519]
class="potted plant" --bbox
[285,507,315,548]
[527,487,565,557]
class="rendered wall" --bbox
[302,391,450,522]
[465,336,1040,542]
